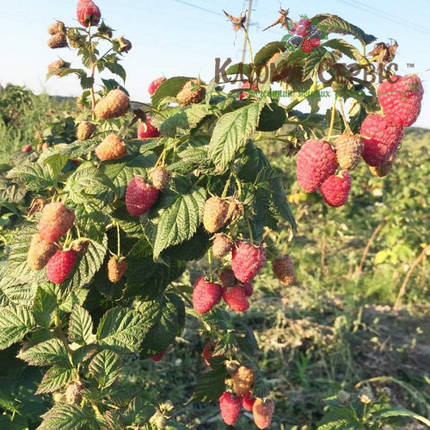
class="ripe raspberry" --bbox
[212,234,233,259]
[253,398,275,429]
[27,233,57,271]
[232,366,254,396]
[65,381,83,405]
[296,140,338,192]
[107,256,128,283]
[125,177,159,216]
[76,0,101,27]
[377,75,424,127]
[48,21,65,35]
[301,39,314,53]
[369,150,397,177]
[47,32,67,49]
[272,255,295,286]
[218,268,236,289]
[242,282,253,297]
[148,77,166,96]
[335,133,364,170]
[243,392,256,411]
[320,171,352,207]
[231,241,266,283]
[239,81,258,100]
[39,202,75,243]
[76,120,96,141]
[150,349,167,362]
[137,120,160,139]
[22,145,32,153]
[310,37,321,48]
[176,79,206,106]
[95,134,127,161]
[223,285,250,313]
[46,250,77,284]
[94,89,129,120]
[360,114,403,166]
[219,392,242,426]
[192,277,223,314]
[203,197,230,234]
[151,167,170,190]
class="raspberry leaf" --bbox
[68,306,94,345]
[17,338,68,367]
[88,349,122,389]
[35,364,74,394]
[37,404,98,430]
[33,285,57,327]
[193,356,228,402]
[151,76,194,109]
[0,305,35,350]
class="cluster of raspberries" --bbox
[296,74,423,207]
[290,18,322,53]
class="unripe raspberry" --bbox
[46,250,78,284]
[203,197,230,234]
[137,120,160,139]
[335,133,364,170]
[76,120,96,141]
[95,134,127,161]
[48,60,68,77]
[151,167,170,190]
[272,255,295,286]
[320,171,352,207]
[219,392,242,426]
[176,79,205,106]
[377,75,424,127]
[47,32,68,49]
[94,89,129,120]
[296,140,338,193]
[107,256,128,283]
[223,285,250,312]
[192,277,223,314]
[27,233,58,270]
[65,381,83,405]
[360,114,403,167]
[212,234,233,258]
[148,77,166,96]
[232,366,254,396]
[253,398,275,429]
[48,21,65,35]
[76,0,101,27]
[125,177,159,216]
[231,241,266,283]
[114,36,132,53]
[39,202,75,243]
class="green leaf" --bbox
[17,338,68,367]
[160,105,210,137]
[317,406,361,429]
[225,62,252,79]
[270,176,297,232]
[138,293,185,353]
[254,41,285,65]
[36,365,74,394]
[96,307,145,352]
[323,39,366,63]
[257,103,286,132]
[152,76,193,108]
[302,47,342,81]
[374,406,430,427]
[68,306,93,345]
[7,161,59,192]
[104,60,126,82]
[0,305,35,350]
[193,356,228,402]
[37,404,98,430]
[208,101,264,170]
[33,285,57,328]
[153,186,206,259]
[88,349,122,389]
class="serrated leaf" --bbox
[37,404,97,430]
[0,305,35,350]
[33,285,57,327]
[193,356,227,402]
[302,47,342,81]
[88,350,121,389]
[160,104,210,137]
[208,101,264,170]
[153,186,206,259]
[96,307,145,352]
[36,365,74,394]
[138,293,185,353]
[18,338,68,367]
[271,177,297,232]
[152,76,193,108]
[373,407,430,427]
[257,103,286,132]
[254,41,285,65]
[7,161,59,191]
[323,39,366,63]
[68,306,93,345]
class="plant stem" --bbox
[116,223,121,257]
[221,172,233,198]
[208,249,214,282]
[327,94,338,140]
[246,218,254,244]
[338,98,351,132]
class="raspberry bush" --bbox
[0,3,425,429]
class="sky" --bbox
[1,0,429,127]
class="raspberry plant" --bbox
[0,2,424,429]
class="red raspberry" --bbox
[137,120,160,139]
[253,398,275,429]
[150,349,167,362]
[242,282,253,297]
[192,277,223,314]
[39,202,75,243]
[239,81,258,100]
[243,392,256,411]
[125,177,159,216]
[76,0,101,27]
[46,250,77,284]
[218,268,236,288]
[231,241,266,283]
[360,114,403,166]
[223,285,250,312]
[320,171,352,207]
[301,39,314,53]
[310,37,321,48]
[148,77,166,96]
[22,145,32,153]
[296,140,338,192]
[377,75,424,127]
[219,392,242,426]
